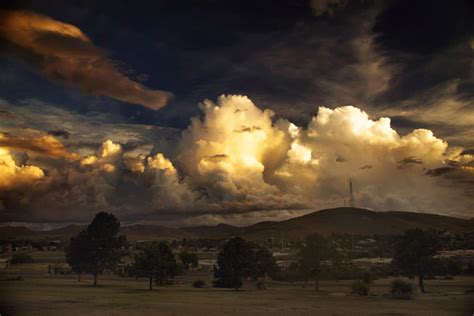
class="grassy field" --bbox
[28,251,66,263]
[1,264,473,316]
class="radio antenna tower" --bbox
[348,180,355,208]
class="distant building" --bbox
[0,258,9,270]
[436,250,474,258]
[351,257,392,269]
[276,260,297,270]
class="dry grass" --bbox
[1,268,473,315]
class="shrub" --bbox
[352,280,369,296]
[54,265,72,275]
[256,277,267,290]
[465,288,474,294]
[10,253,34,264]
[351,271,375,296]
[173,263,185,276]
[193,279,205,288]
[390,279,413,299]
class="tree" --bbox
[298,234,332,291]
[65,212,128,286]
[10,253,34,264]
[213,237,253,290]
[153,242,177,286]
[392,228,440,293]
[250,243,278,279]
[65,230,94,281]
[179,251,198,271]
[132,242,177,291]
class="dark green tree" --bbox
[65,230,94,281]
[153,242,177,286]
[392,228,440,293]
[65,212,128,286]
[132,241,177,291]
[298,234,332,291]
[179,251,198,271]
[10,253,34,264]
[213,237,252,290]
[250,243,278,279]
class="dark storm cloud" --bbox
[373,0,474,55]
[0,110,14,118]
[47,129,70,139]
[426,167,457,177]
[0,0,471,129]
[375,80,474,148]
[370,1,474,149]
[398,157,423,168]
[309,0,347,16]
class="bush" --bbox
[351,271,375,296]
[10,253,34,264]
[352,280,369,296]
[256,277,267,290]
[193,279,205,288]
[390,279,413,299]
[465,288,474,294]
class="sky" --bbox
[0,0,473,228]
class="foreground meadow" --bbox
[1,267,473,316]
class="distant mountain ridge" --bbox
[1,208,473,241]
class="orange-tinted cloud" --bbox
[0,133,79,160]
[0,9,173,110]
[0,147,44,190]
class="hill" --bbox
[238,208,474,239]
[1,208,473,241]
[121,225,195,240]
[180,223,240,239]
[0,224,194,241]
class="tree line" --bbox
[66,212,464,293]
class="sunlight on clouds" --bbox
[1,96,473,221]
[100,163,116,173]
[145,153,197,212]
[80,155,98,166]
[100,140,122,158]
[180,95,284,177]
[178,95,290,205]
[0,147,44,189]
[287,142,312,164]
[309,106,398,144]
[0,132,79,160]
[147,153,176,172]
[123,155,145,173]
